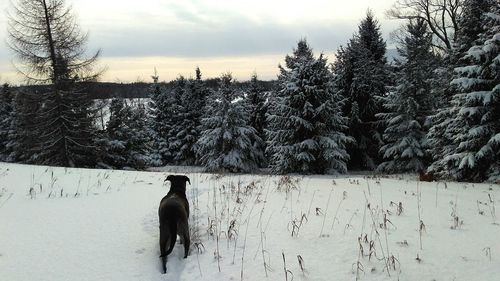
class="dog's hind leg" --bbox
[179,222,190,258]
[159,224,171,274]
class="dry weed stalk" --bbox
[282,251,293,281]
[297,255,305,275]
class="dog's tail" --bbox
[166,220,177,256]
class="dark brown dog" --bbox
[158,175,191,273]
[419,170,435,182]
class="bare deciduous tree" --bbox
[386,0,463,51]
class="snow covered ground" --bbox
[0,162,499,281]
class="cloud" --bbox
[89,19,356,58]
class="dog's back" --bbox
[158,175,191,274]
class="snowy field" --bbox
[0,163,499,281]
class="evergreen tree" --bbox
[103,99,128,168]
[103,99,151,169]
[196,74,263,173]
[266,40,352,174]
[332,10,390,170]
[148,75,181,164]
[7,91,40,163]
[455,0,496,52]
[146,70,166,167]
[0,84,14,161]
[378,19,437,173]
[428,1,499,181]
[246,72,268,167]
[126,101,151,169]
[441,6,500,181]
[171,68,208,165]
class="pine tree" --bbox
[332,10,390,170]
[0,84,14,161]
[266,40,352,174]
[196,74,263,173]
[377,19,437,173]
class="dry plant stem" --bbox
[240,193,259,281]
[213,179,221,273]
[307,190,317,218]
[319,186,334,237]
[260,229,268,277]
[330,196,344,232]
[282,251,293,281]
[417,182,423,250]
[366,179,371,196]
[363,191,390,274]
[356,200,368,281]
[379,186,392,277]
[253,210,275,260]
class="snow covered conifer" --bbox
[246,72,268,167]
[377,19,437,173]
[103,99,128,168]
[266,39,352,174]
[196,73,263,173]
[104,99,151,169]
[0,84,14,161]
[332,10,390,170]
[440,6,500,181]
[170,68,208,165]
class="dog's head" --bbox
[165,175,191,193]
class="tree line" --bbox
[0,0,499,182]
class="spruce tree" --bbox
[147,70,166,167]
[171,68,208,165]
[378,19,437,173]
[247,73,268,167]
[441,6,500,181]
[428,1,499,181]
[196,74,263,173]
[266,40,352,174]
[103,99,151,170]
[7,91,40,163]
[332,11,390,170]
[0,84,14,161]
[103,99,128,168]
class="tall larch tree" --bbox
[7,0,101,167]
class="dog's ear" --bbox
[165,175,173,182]
[184,176,191,185]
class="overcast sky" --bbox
[0,0,400,84]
